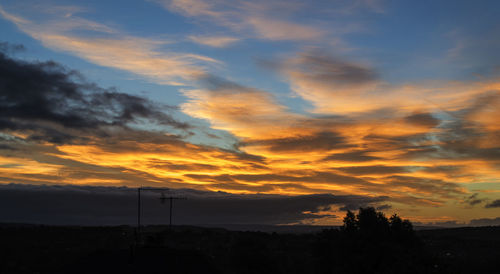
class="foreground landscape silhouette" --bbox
[1,207,499,273]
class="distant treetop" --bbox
[341,207,415,239]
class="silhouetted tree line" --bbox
[342,207,415,240]
[314,207,435,274]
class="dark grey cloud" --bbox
[0,144,16,150]
[337,165,411,175]
[245,131,353,152]
[422,165,463,173]
[404,112,440,127]
[431,113,500,162]
[235,171,369,185]
[198,74,247,91]
[464,193,485,207]
[362,97,495,166]
[146,160,220,171]
[218,148,267,164]
[323,150,381,162]
[406,93,500,162]
[485,199,500,208]
[415,219,500,228]
[418,220,462,228]
[0,42,25,54]
[376,204,392,211]
[260,51,378,86]
[0,42,188,145]
[469,217,500,226]
[364,126,499,165]
[363,132,432,153]
[293,52,377,84]
[439,137,500,161]
[384,175,464,198]
[0,184,388,225]
[186,170,372,187]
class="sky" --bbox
[0,0,499,226]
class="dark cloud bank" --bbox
[422,217,500,227]
[0,42,187,145]
[1,184,496,227]
[0,184,388,226]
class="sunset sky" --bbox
[1,0,499,226]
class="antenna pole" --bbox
[135,187,186,232]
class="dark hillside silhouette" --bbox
[1,212,499,273]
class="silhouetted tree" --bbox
[357,207,390,237]
[341,210,357,233]
[389,214,415,241]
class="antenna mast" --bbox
[136,187,187,230]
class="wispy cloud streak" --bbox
[0,6,218,85]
